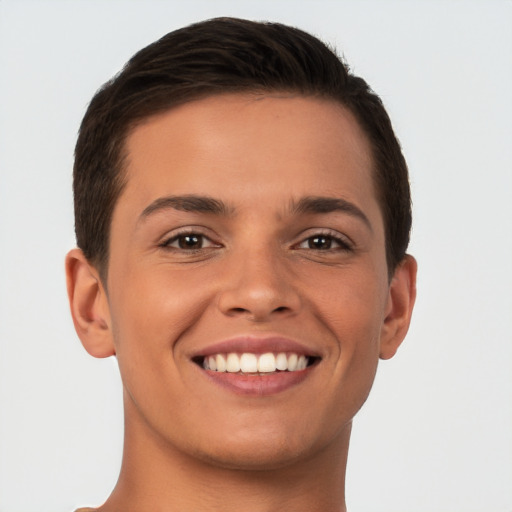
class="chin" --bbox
[188,420,348,472]
[194,442,312,471]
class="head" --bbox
[67,18,416,473]
[73,17,411,282]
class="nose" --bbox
[217,246,301,322]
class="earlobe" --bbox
[65,248,116,358]
[379,255,417,360]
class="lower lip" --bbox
[199,366,314,396]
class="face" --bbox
[100,94,401,469]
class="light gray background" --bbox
[0,1,511,511]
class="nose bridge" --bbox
[217,241,300,320]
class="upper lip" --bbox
[191,335,322,359]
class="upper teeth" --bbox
[203,352,309,373]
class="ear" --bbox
[65,248,115,358]
[379,255,417,360]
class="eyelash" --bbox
[159,230,220,252]
[159,229,353,253]
[294,230,353,252]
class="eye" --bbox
[296,232,352,251]
[161,232,220,251]
[306,235,335,250]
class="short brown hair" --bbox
[74,17,411,279]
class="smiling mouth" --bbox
[194,352,319,374]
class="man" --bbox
[66,17,416,512]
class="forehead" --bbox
[122,94,375,201]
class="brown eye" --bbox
[296,232,352,252]
[177,234,203,249]
[308,235,333,250]
[162,231,220,251]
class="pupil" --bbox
[179,234,201,249]
[309,236,331,249]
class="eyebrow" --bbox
[139,195,231,220]
[138,194,372,230]
[291,196,372,230]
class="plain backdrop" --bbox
[0,1,511,511]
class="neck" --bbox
[100,394,350,512]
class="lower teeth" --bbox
[212,372,283,376]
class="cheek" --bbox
[318,268,387,409]
[110,263,210,336]
[107,267,212,384]
[310,261,388,339]
[106,269,213,435]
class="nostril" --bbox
[225,305,293,319]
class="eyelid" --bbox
[294,228,354,250]
[158,226,222,249]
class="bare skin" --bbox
[67,94,416,512]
